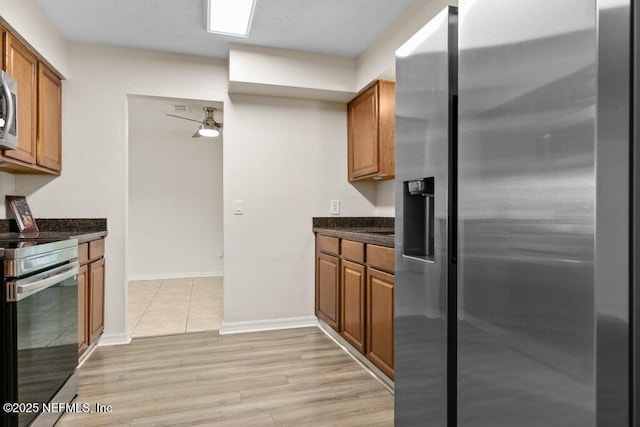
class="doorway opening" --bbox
[126,95,224,338]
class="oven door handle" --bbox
[7,261,80,301]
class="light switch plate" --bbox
[233,200,243,215]
[330,200,340,215]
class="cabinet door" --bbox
[77,264,89,355]
[367,267,394,378]
[348,84,379,180]
[4,34,37,164]
[89,258,105,343]
[37,63,61,171]
[316,251,340,330]
[0,26,5,70]
[340,259,366,353]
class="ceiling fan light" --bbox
[198,126,220,138]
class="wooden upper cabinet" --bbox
[349,85,378,179]
[348,80,395,182]
[0,27,62,175]
[37,63,62,171]
[0,25,5,70]
[4,33,37,164]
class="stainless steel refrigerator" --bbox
[394,1,633,425]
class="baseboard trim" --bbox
[78,343,99,367]
[97,332,132,347]
[317,320,394,392]
[220,316,318,335]
[128,271,223,281]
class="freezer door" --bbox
[458,0,629,425]
[394,6,457,426]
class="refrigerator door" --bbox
[395,7,457,426]
[458,0,629,425]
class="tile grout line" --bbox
[130,278,220,337]
[127,282,150,337]
[130,280,164,338]
[185,278,195,333]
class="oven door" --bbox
[5,261,79,427]
[0,70,18,151]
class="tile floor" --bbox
[128,276,223,338]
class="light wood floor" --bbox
[58,328,394,426]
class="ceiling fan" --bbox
[166,107,223,138]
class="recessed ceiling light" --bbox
[207,0,257,37]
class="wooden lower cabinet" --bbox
[77,264,89,354]
[89,258,105,342]
[340,260,366,353]
[316,251,340,330]
[315,233,395,379]
[366,267,394,379]
[78,238,106,357]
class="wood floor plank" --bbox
[58,328,393,426]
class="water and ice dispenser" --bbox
[403,177,434,260]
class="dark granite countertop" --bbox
[313,217,394,248]
[0,218,107,244]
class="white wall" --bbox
[128,126,224,280]
[0,0,69,77]
[375,180,395,217]
[223,94,377,324]
[229,44,357,102]
[356,0,456,90]
[15,44,229,344]
[7,0,454,339]
[0,173,16,218]
[15,42,379,340]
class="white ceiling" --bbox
[34,0,414,59]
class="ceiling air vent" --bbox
[173,105,188,113]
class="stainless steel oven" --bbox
[1,238,79,427]
[0,70,18,151]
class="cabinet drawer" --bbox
[367,244,394,273]
[341,239,364,263]
[78,243,89,265]
[317,235,339,256]
[89,239,105,261]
